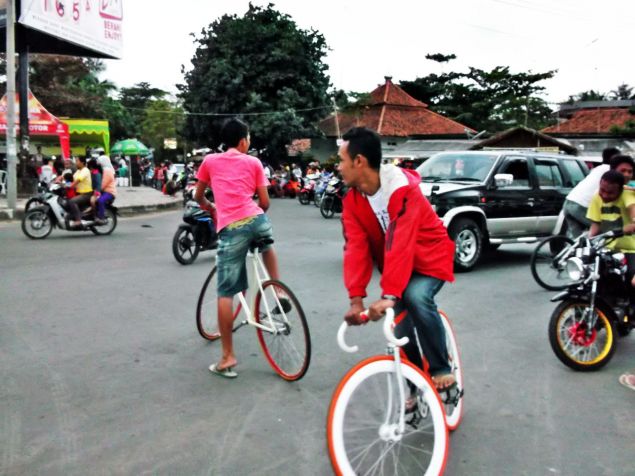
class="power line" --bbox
[123,104,333,117]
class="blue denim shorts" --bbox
[216,214,273,297]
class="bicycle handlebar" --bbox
[337,308,409,353]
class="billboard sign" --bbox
[18,0,123,58]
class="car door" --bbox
[481,156,539,238]
[532,157,568,235]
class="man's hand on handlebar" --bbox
[344,298,366,326]
[368,299,396,321]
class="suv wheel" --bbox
[449,218,483,272]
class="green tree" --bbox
[140,99,185,162]
[609,83,634,100]
[399,55,556,132]
[118,82,167,138]
[565,90,607,103]
[178,3,331,164]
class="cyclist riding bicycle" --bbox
[338,127,457,391]
[195,118,282,378]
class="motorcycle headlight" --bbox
[566,257,585,281]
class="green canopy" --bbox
[111,138,150,156]
[61,118,110,155]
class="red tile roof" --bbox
[543,108,635,134]
[320,77,473,137]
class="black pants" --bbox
[68,193,92,221]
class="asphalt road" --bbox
[1,199,634,475]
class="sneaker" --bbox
[95,219,107,226]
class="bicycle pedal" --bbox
[441,387,464,406]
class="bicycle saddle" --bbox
[249,237,274,251]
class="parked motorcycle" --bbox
[320,176,346,218]
[548,229,634,371]
[172,202,218,265]
[21,183,117,239]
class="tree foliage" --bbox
[118,82,167,138]
[178,3,331,163]
[399,55,556,132]
[140,99,185,161]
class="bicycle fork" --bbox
[379,344,407,442]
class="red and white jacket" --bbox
[342,165,455,299]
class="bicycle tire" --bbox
[196,267,243,341]
[254,279,311,381]
[530,235,574,290]
[439,311,464,431]
[327,356,449,476]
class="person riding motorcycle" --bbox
[66,156,93,228]
[587,170,635,288]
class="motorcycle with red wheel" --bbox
[548,229,634,371]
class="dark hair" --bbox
[602,147,621,164]
[609,154,635,171]
[63,171,73,182]
[87,158,102,173]
[77,156,87,165]
[220,118,249,148]
[601,170,625,187]
[341,127,382,170]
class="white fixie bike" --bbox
[327,308,463,475]
[196,238,311,381]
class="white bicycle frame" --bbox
[230,249,290,335]
[337,309,412,438]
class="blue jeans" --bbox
[216,214,273,297]
[394,273,450,376]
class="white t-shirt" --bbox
[367,186,390,233]
[39,165,54,184]
[566,164,609,207]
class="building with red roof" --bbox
[542,100,635,157]
[308,77,474,162]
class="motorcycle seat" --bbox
[249,237,274,252]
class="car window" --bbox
[497,157,530,189]
[417,153,498,182]
[535,160,564,188]
[560,159,586,186]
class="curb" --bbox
[0,200,181,222]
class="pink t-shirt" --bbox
[197,149,269,231]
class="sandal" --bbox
[432,374,457,392]
[619,373,635,391]
[209,363,238,379]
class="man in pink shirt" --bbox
[195,118,281,378]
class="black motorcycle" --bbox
[172,202,218,265]
[320,176,346,219]
[548,229,634,371]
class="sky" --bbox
[103,0,634,107]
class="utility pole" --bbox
[5,0,17,210]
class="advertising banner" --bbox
[18,0,123,58]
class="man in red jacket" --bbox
[339,127,456,390]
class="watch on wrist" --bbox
[382,294,399,302]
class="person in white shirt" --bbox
[562,147,620,238]
[39,158,55,185]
